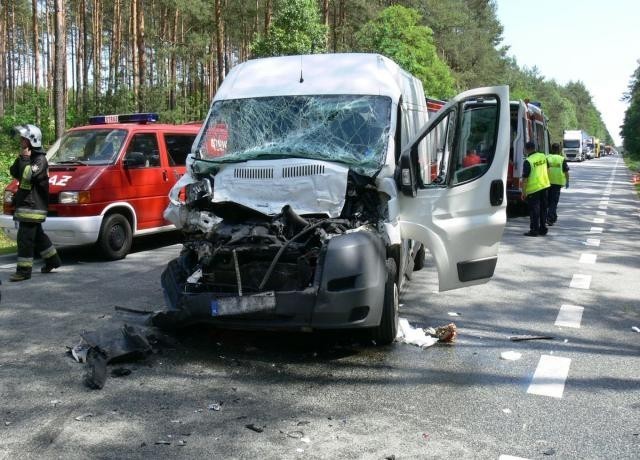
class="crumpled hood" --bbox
[212,159,349,217]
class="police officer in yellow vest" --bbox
[546,142,570,226]
[521,141,550,237]
[9,124,61,281]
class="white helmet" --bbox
[14,124,43,149]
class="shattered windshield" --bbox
[195,95,392,176]
[49,129,127,165]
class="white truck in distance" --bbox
[563,129,587,161]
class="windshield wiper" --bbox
[53,160,88,165]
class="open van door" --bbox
[398,86,510,291]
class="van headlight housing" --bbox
[59,191,91,204]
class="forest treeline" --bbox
[0,0,616,149]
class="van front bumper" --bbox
[0,214,102,247]
[158,231,388,331]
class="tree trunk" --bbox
[136,0,145,111]
[131,0,138,106]
[76,0,84,115]
[81,0,89,116]
[0,1,5,117]
[32,0,41,124]
[215,0,224,86]
[264,0,271,35]
[93,0,102,111]
[8,0,15,112]
[112,0,121,94]
[54,0,66,139]
[169,8,178,110]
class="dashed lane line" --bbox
[555,305,584,328]
[589,227,603,234]
[593,217,605,224]
[570,274,591,289]
[527,355,572,398]
[579,253,597,264]
[584,238,600,247]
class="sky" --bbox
[495,0,640,145]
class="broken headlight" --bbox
[186,178,213,205]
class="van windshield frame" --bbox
[194,95,392,177]
[48,128,127,166]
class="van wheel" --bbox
[98,213,132,260]
[413,245,425,271]
[371,258,399,345]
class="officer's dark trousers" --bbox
[547,184,562,224]
[527,188,548,234]
[17,221,57,274]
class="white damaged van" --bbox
[160,53,510,344]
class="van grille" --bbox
[283,164,325,178]
[233,168,274,179]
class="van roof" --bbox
[69,123,201,133]
[213,53,411,101]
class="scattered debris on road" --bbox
[447,312,462,317]
[74,413,94,421]
[245,423,264,433]
[632,326,640,333]
[500,351,522,361]
[509,335,554,342]
[208,402,222,411]
[396,318,438,348]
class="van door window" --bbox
[414,110,456,187]
[125,133,160,167]
[451,98,500,185]
[164,134,196,166]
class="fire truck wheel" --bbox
[98,213,133,260]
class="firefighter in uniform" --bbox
[546,143,570,226]
[521,141,550,237]
[9,124,61,281]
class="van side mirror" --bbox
[123,151,146,168]
[398,148,418,197]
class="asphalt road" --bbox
[0,155,638,459]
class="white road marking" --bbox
[499,456,530,460]
[598,204,608,210]
[589,227,603,234]
[599,200,609,206]
[555,304,584,328]
[593,218,605,224]
[584,238,600,247]
[527,355,572,399]
[579,253,597,264]
[570,274,592,289]
[596,210,607,216]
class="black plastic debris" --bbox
[509,335,555,342]
[111,368,132,377]
[83,348,108,390]
[245,423,264,433]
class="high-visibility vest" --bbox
[546,154,567,186]
[525,152,550,194]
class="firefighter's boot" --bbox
[10,267,32,282]
[41,253,62,273]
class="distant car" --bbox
[0,113,201,259]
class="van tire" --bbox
[413,245,425,271]
[371,258,399,345]
[98,213,132,260]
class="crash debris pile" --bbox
[395,318,457,348]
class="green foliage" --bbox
[354,5,455,99]
[621,60,640,157]
[251,0,327,57]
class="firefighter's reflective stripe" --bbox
[547,154,566,186]
[19,165,33,190]
[525,152,551,194]
[41,245,57,259]
[17,256,33,268]
[14,207,47,223]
